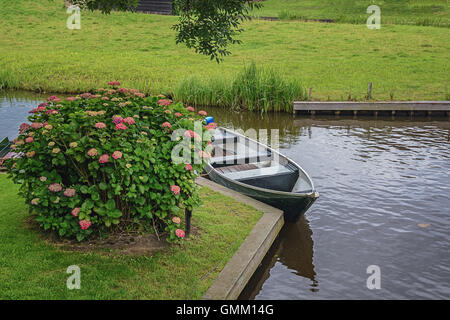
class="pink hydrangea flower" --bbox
[112,151,123,159]
[175,229,185,238]
[25,137,34,143]
[198,110,207,116]
[185,163,193,171]
[46,95,61,102]
[112,115,123,124]
[174,112,182,117]
[79,220,92,230]
[45,109,59,115]
[95,122,106,129]
[161,122,172,129]
[31,122,43,129]
[66,97,77,101]
[40,176,47,182]
[48,183,62,192]
[170,185,181,195]
[115,123,127,130]
[80,92,92,99]
[19,123,31,133]
[108,81,120,86]
[99,154,109,164]
[38,102,49,108]
[172,217,181,224]
[158,99,171,106]
[87,148,98,157]
[122,117,135,125]
[64,188,76,197]
[71,207,80,217]
[187,106,195,112]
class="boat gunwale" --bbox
[207,127,318,198]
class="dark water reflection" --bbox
[1,94,450,299]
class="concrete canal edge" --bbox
[195,177,284,300]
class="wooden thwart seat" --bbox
[223,165,292,181]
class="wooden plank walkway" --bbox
[293,101,450,116]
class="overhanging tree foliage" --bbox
[70,0,261,62]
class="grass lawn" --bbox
[0,0,449,107]
[254,0,450,27]
[0,174,262,299]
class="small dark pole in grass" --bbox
[308,87,312,101]
[368,82,373,100]
[185,208,192,237]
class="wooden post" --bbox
[185,208,192,237]
[368,82,372,100]
[353,110,358,117]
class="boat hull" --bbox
[207,164,318,222]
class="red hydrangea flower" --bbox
[175,229,185,238]
[198,110,207,116]
[115,123,127,130]
[64,188,76,197]
[185,163,193,171]
[79,220,92,230]
[38,102,49,108]
[25,137,34,143]
[108,81,120,86]
[66,96,77,101]
[187,106,195,112]
[174,112,182,117]
[95,122,106,129]
[170,185,181,195]
[45,109,59,115]
[71,207,80,217]
[172,217,181,224]
[99,154,109,164]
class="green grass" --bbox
[0,0,449,111]
[0,174,262,299]
[254,0,450,27]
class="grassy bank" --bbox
[0,175,262,299]
[254,0,450,27]
[0,0,449,111]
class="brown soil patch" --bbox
[23,215,200,256]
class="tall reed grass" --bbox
[174,62,306,112]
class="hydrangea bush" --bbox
[6,82,213,241]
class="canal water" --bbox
[1,92,449,299]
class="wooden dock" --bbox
[293,101,450,117]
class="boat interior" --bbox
[210,129,313,193]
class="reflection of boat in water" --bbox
[239,216,317,299]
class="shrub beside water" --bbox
[174,62,306,112]
[6,83,212,241]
